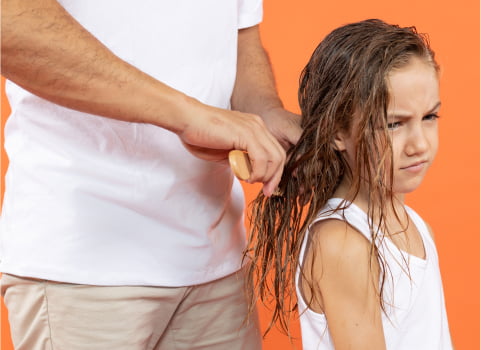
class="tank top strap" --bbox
[310,198,374,243]
[404,205,437,254]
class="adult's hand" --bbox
[179,100,286,197]
[260,107,302,151]
[230,24,302,184]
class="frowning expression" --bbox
[386,57,440,194]
[334,56,440,196]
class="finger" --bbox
[262,161,283,197]
[230,149,284,197]
[247,139,282,183]
[247,135,285,196]
[230,113,285,191]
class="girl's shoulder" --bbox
[310,198,372,242]
[308,214,373,267]
[300,199,371,275]
[303,217,380,309]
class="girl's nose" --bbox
[405,125,429,156]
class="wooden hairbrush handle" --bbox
[228,150,252,181]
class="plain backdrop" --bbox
[1,0,479,349]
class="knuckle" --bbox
[250,114,263,123]
[249,115,265,129]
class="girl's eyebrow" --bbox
[426,101,442,114]
[388,101,442,119]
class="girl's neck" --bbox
[333,176,406,224]
[333,176,425,258]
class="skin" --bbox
[1,0,301,196]
[301,57,440,349]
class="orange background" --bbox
[1,0,479,349]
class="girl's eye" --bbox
[423,113,440,121]
[387,121,402,130]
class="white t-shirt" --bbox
[0,0,263,286]
[297,198,453,349]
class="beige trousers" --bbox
[1,268,262,350]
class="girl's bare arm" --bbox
[303,219,387,349]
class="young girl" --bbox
[245,19,453,349]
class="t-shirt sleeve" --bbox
[237,0,263,29]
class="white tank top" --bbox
[296,198,453,349]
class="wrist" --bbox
[147,86,203,135]
[233,95,283,119]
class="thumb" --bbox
[181,141,230,163]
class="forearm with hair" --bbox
[231,25,283,116]
[1,0,196,134]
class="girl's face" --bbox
[385,57,440,195]
[335,57,440,196]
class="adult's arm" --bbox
[232,25,302,151]
[1,0,285,196]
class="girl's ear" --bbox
[333,132,347,151]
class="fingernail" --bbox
[272,188,283,196]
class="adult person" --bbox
[0,0,301,349]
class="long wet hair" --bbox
[245,19,438,335]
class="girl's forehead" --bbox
[386,57,438,85]
[386,59,439,113]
